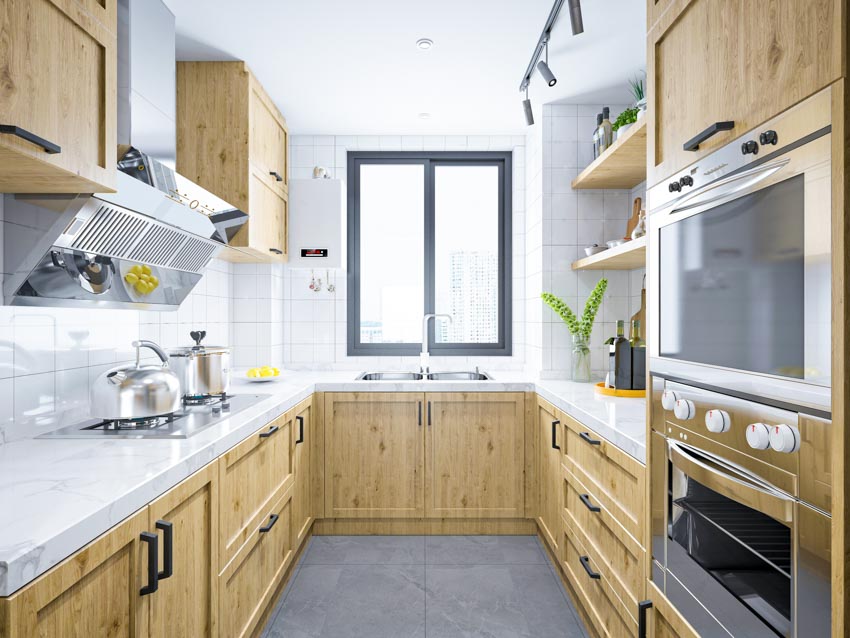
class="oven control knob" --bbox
[661,390,680,411]
[746,423,771,450]
[674,399,696,421]
[668,181,682,193]
[679,175,694,188]
[759,130,778,146]
[705,409,731,433]
[741,140,759,155]
[769,424,801,454]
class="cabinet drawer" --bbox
[219,412,295,566]
[563,466,644,614]
[560,413,644,541]
[219,485,294,638]
[561,518,637,638]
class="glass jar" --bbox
[571,334,592,382]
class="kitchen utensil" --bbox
[624,197,642,239]
[584,244,607,257]
[168,331,231,398]
[91,340,181,420]
[630,211,647,240]
[606,239,626,249]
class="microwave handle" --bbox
[668,440,794,524]
[668,158,789,215]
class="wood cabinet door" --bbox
[0,0,117,193]
[536,399,563,555]
[324,393,425,518]
[0,509,149,638]
[292,397,314,547]
[644,582,700,638]
[249,78,289,195]
[648,0,842,186]
[244,166,288,260]
[147,463,218,638]
[425,392,525,518]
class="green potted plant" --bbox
[612,107,639,139]
[541,278,607,382]
[630,73,646,118]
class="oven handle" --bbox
[667,158,789,216]
[668,440,794,524]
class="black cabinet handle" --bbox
[638,600,653,638]
[259,424,279,439]
[0,124,61,154]
[551,420,561,450]
[270,170,283,182]
[683,121,735,151]
[269,248,283,255]
[579,555,601,580]
[295,415,304,444]
[427,401,432,427]
[418,401,422,427]
[579,431,601,446]
[259,513,280,533]
[155,520,173,580]
[580,493,601,513]
[139,531,159,596]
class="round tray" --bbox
[594,382,646,398]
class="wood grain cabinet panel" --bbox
[219,411,295,567]
[177,61,289,262]
[324,393,425,518]
[292,397,314,548]
[647,0,842,186]
[536,398,563,556]
[0,509,149,638]
[0,0,117,193]
[643,582,700,638]
[425,393,525,518]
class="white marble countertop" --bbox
[0,371,645,596]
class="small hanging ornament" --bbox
[326,270,336,293]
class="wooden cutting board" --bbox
[625,197,642,239]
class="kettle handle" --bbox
[132,340,170,368]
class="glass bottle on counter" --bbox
[630,320,646,390]
[592,113,603,159]
[609,320,632,390]
[599,107,614,154]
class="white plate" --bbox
[245,376,280,383]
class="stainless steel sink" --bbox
[427,371,492,380]
[356,372,425,381]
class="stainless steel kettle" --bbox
[91,340,182,420]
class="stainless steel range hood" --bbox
[1,0,247,311]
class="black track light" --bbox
[536,42,557,87]
[567,0,584,35]
[523,87,534,126]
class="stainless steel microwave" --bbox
[647,89,832,413]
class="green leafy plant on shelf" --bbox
[629,74,645,103]
[612,106,639,132]
[541,278,608,340]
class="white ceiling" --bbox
[164,0,646,135]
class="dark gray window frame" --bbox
[347,151,512,357]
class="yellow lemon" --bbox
[272,367,280,376]
[124,272,139,285]
[134,281,150,295]
[141,265,152,276]
[259,368,273,377]
[247,368,260,378]
[139,274,150,282]
[149,275,159,287]
[130,264,143,276]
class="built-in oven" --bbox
[647,89,832,413]
[650,377,831,637]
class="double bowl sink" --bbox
[357,371,491,381]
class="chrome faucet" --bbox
[421,314,452,373]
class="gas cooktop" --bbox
[40,394,266,439]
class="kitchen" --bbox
[0,0,845,637]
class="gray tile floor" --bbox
[261,536,590,638]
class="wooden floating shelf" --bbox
[571,118,647,190]
[571,236,646,271]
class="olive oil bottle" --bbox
[609,320,632,389]
[630,320,646,390]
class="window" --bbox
[348,152,512,356]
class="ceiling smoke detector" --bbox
[418,112,432,120]
[416,38,434,50]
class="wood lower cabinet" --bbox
[292,397,314,548]
[536,398,563,555]
[0,0,117,193]
[641,582,700,638]
[0,509,149,637]
[425,393,525,518]
[324,393,425,518]
[147,464,218,638]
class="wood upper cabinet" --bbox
[0,509,149,638]
[536,398,563,555]
[425,393,525,518]
[176,61,289,262]
[146,464,218,638]
[647,0,843,186]
[291,397,314,548]
[324,393,425,518]
[0,0,117,193]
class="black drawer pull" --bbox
[270,170,283,182]
[259,424,279,439]
[259,513,280,533]
[155,520,173,580]
[139,531,159,596]
[579,493,601,513]
[427,401,432,427]
[579,431,601,446]
[683,121,735,152]
[418,401,422,427]
[638,600,653,638]
[579,555,601,580]
[0,124,61,154]
[295,415,304,444]
[269,248,283,255]
[551,420,561,450]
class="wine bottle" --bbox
[599,107,614,153]
[630,320,646,391]
[609,320,632,389]
[592,113,603,159]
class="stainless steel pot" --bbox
[91,340,182,419]
[168,330,231,398]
